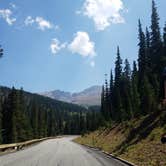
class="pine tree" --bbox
[79,111,87,134]
[101,78,110,121]
[113,47,123,121]
[38,108,47,138]
[131,61,140,117]
[16,88,30,141]
[112,86,123,122]
[140,75,156,115]
[145,27,151,75]
[150,0,162,75]
[115,46,122,86]
[50,110,56,136]
[0,98,2,144]
[121,59,132,120]
[0,47,2,143]
[31,100,39,138]
[138,19,147,85]
[2,96,11,143]
[164,23,166,51]
[10,87,19,143]
[137,20,157,111]
[109,70,114,119]
[159,23,166,99]
[101,85,105,118]
[124,59,131,79]
[145,27,159,99]
[104,75,110,120]
[110,70,114,94]
[162,23,166,68]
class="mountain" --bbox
[0,86,100,144]
[40,86,102,106]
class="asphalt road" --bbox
[0,136,128,166]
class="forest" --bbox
[101,0,166,122]
[0,86,100,144]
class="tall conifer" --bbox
[131,61,140,117]
[138,19,147,85]
[0,98,2,143]
[115,46,122,86]
[150,0,162,74]
[113,47,123,121]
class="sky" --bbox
[0,0,165,93]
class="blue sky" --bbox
[0,0,165,93]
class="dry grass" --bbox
[75,110,166,166]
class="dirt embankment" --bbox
[75,110,166,166]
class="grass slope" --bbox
[75,109,166,166]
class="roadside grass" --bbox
[75,110,166,166]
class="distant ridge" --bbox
[39,86,102,106]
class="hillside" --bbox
[75,109,166,166]
[40,86,102,106]
[0,86,100,144]
[0,86,88,112]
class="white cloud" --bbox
[24,16,54,31]
[0,9,16,25]
[50,38,66,55]
[68,31,96,57]
[36,17,52,31]
[82,0,125,31]
[24,16,35,26]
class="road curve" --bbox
[0,136,127,166]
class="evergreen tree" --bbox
[159,23,166,99]
[164,23,166,51]
[50,110,56,136]
[150,0,162,75]
[145,27,159,99]
[110,70,114,94]
[131,61,140,117]
[162,23,166,68]
[0,46,2,143]
[4,87,19,143]
[101,85,105,118]
[145,27,151,75]
[137,19,157,111]
[113,47,123,121]
[38,108,47,138]
[124,59,131,79]
[16,88,30,141]
[2,96,11,143]
[109,70,114,119]
[0,97,2,143]
[104,75,110,120]
[31,100,39,138]
[79,111,87,134]
[138,19,147,85]
[115,46,122,85]
[121,59,132,119]
[112,86,123,122]
[140,75,156,115]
